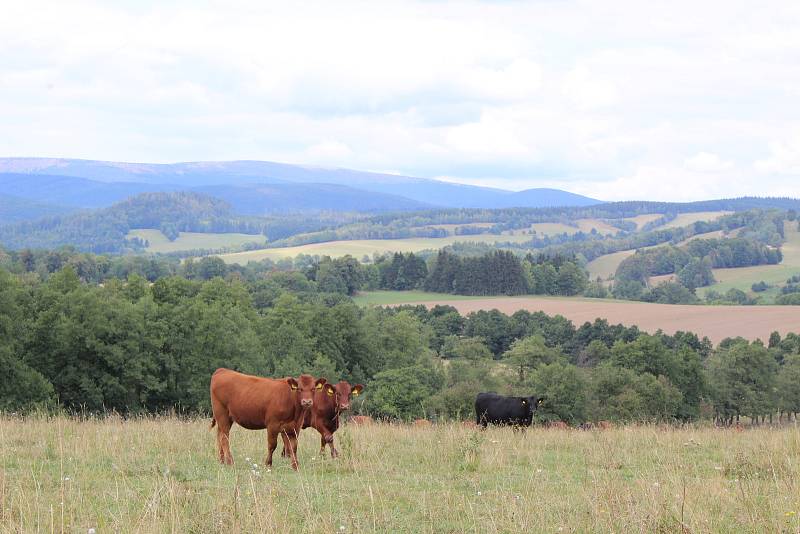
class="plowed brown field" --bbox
[402,297,800,343]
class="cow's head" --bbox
[520,396,545,417]
[287,375,327,408]
[330,381,364,412]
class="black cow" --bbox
[475,392,544,428]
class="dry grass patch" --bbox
[1,416,799,533]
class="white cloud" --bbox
[1,0,800,200]
[755,134,800,175]
[684,152,733,173]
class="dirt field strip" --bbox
[398,297,800,343]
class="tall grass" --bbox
[1,416,798,532]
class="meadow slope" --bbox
[1,417,798,533]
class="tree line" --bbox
[2,260,798,424]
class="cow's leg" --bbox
[265,428,279,468]
[280,432,290,458]
[286,430,300,470]
[214,414,234,465]
[320,431,337,458]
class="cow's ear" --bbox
[352,384,364,397]
[286,378,299,391]
[325,384,335,397]
[315,382,324,391]
[314,378,327,390]
[537,398,544,406]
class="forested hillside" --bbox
[0,193,74,223]
[0,192,247,253]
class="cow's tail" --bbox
[210,417,216,430]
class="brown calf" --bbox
[349,415,374,425]
[209,368,325,470]
[546,421,569,429]
[281,381,364,459]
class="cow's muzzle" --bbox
[301,399,313,407]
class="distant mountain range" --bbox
[0,158,601,217]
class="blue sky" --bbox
[1,0,799,200]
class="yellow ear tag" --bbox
[316,383,323,390]
[326,388,334,397]
[538,400,543,405]
[290,384,298,391]
[352,390,360,397]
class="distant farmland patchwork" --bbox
[217,233,534,264]
[361,292,800,343]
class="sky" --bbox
[1,1,800,201]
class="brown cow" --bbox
[281,381,365,459]
[349,415,374,425]
[546,421,569,429]
[209,368,326,470]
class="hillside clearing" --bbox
[383,294,800,343]
[698,224,800,297]
[128,229,266,253]
[2,417,798,533]
[657,211,731,229]
[216,234,532,264]
[624,213,664,229]
[586,249,637,280]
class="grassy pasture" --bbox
[586,249,637,281]
[522,219,618,237]
[217,234,533,264]
[2,416,798,533]
[128,229,266,253]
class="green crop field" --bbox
[128,229,266,253]
[2,416,799,533]
[217,234,533,264]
